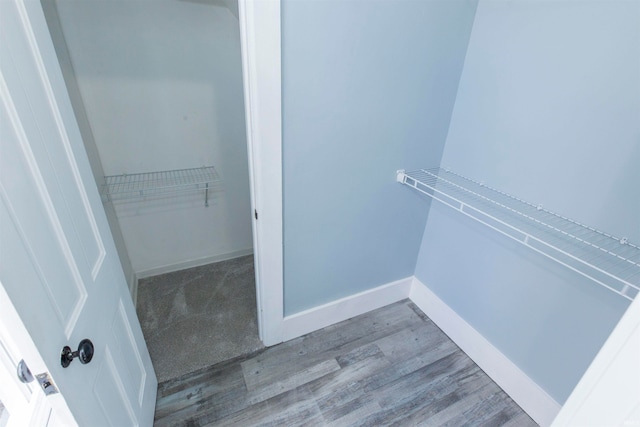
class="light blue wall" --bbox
[415,0,639,403]
[282,0,478,315]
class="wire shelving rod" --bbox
[397,167,639,301]
[101,166,220,207]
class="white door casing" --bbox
[552,295,640,426]
[238,0,285,346]
[0,0,157,425]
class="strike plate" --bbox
[36,372,58,396]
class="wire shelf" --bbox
[397,167,640,301]
[101,166,220,206]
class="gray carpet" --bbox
[136,255,264,382]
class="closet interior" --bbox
[41,0,256,380]
[43,0,252,287]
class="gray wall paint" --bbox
[41,0,135,291]
[282,0,478,315]
[53,0,252,273]
[415,0,639,403]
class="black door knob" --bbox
[61,339,94,368]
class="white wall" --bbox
[54,0,252,275]
[415,0,639,403]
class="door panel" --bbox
[1,70,88,337]
[1,0,90,338]
[111,300,147,406]
[2,0,106,283]
[0,0,157,425]
[94,348,137,427]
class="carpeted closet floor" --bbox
[136,255,264,382]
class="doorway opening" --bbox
[41,0,263,382]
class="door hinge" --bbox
[254,210,258,220]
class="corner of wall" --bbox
[408,276,561,426]
[281,276,413,342]
[437,0,479,171]
[277,273,562,426]
[409,0,480,279]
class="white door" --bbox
[0,0,157,426]
[238,0,285,346]
[0,280,76,427]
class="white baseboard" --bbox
[282,277,413,342]
[135,248,254,279]
[280,276,561,424]
[409,277,561,426]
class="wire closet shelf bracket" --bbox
[101,166,220,206]
[397,168,640,301]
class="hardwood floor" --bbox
[154,300,537,426]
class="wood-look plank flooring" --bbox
[154,300,538,426]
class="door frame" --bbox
[238,0,284,346]
[551,295,640,425]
